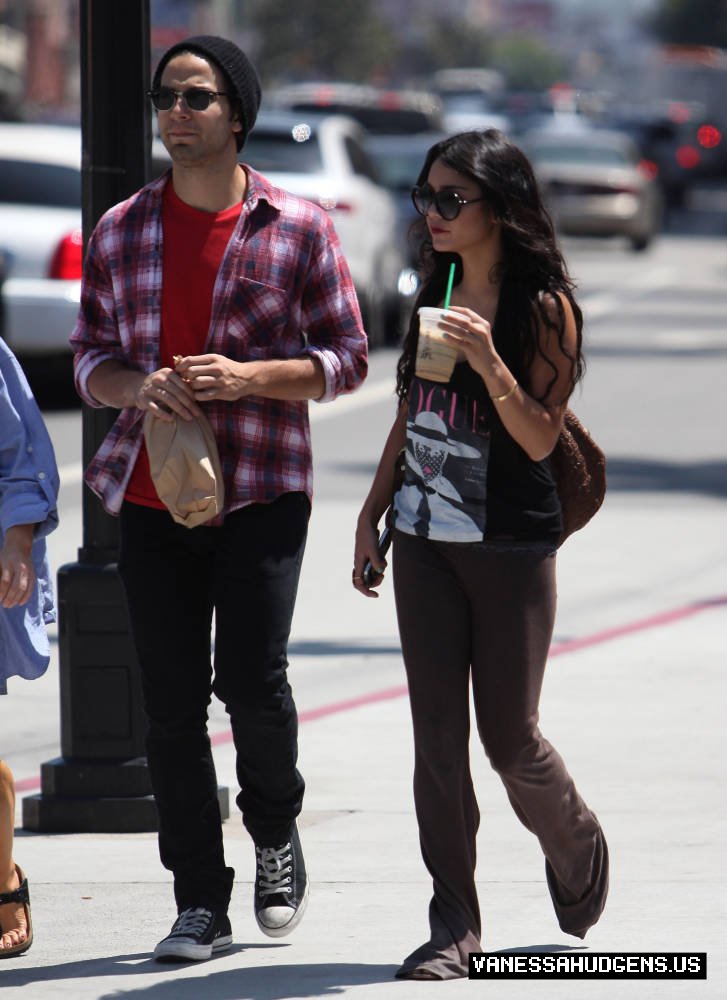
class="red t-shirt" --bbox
[125,182,241,507]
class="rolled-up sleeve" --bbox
[0,346,59,541]
[301,218,368,403]
[69,221,127,407]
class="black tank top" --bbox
[450,361,562,542]
[393,360,562,544]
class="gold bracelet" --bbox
[490,381,518,403]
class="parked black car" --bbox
[268,82,444,135]
[596,111,697,207]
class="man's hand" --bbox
[175,353,325,402]
[134,367,203,422]
[174,354,254,402]
[0,524,36,608]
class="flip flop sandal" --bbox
[0,865,33,958]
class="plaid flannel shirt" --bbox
[70,167,368,518]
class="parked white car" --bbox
[239,111,408,346]
[0,123,83,356]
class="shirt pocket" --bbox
[221,277,302,360]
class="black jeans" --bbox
[118,493,309,913]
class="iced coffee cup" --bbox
[415,307,460,383]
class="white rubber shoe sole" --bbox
[256,880,310,938]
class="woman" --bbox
[353,130,608,980]
[0,338,59,956]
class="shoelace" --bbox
[256,842,293,898]
[169,907,213,938]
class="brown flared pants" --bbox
[392,531,609,980]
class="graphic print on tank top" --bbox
[394,377,491,541]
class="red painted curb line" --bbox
[15,595,727,792]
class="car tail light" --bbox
[697,124,722,148]
[638,158,659,180]
[48,228,83,279]
[668,101,692,124]
[312,85,335,106]
[675,145,700,169]
[378,91,402,110]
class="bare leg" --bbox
[0,760,27,952]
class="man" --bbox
[70,36,367,962]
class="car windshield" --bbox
[368,148,426,190]
[440,91,501,113]
[530,143,630,167]
[284,102,435,134]
[243,130,323,173]
[0,159,80,208]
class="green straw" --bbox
[443,262,456,309]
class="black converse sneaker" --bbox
[254,824,309,937]
[153,907,232,962]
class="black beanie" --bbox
[152,35,261,150]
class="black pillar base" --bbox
[22,562,230,833]
[22,758,230,833]
[55,561,147,760]
[23,789,158,833]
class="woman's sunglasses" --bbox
[148,87,229,112]
[411,184,486,222]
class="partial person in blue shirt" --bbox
[0,336,59,957]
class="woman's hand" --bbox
[439,306,497,380]
[352,518,388,598]
[0,524,36,608]
[352,403,407,598]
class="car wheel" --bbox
[383,291,409,346]
[359,289,386,350]
[630,233,652,252]
[665,181,687,209]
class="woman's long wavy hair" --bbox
[396,128,584,405]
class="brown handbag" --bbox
[143,409,225,528]
[549,409,607,546]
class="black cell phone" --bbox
[362,525,392,587]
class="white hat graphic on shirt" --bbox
[407,411,481,498]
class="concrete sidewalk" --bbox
[3,490,726,999]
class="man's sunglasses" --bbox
[148,87,229,112]
[411,184,487,222]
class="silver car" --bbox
[0,124,83,356]
[523,127,664,251]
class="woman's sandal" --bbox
[0,865,33,958]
